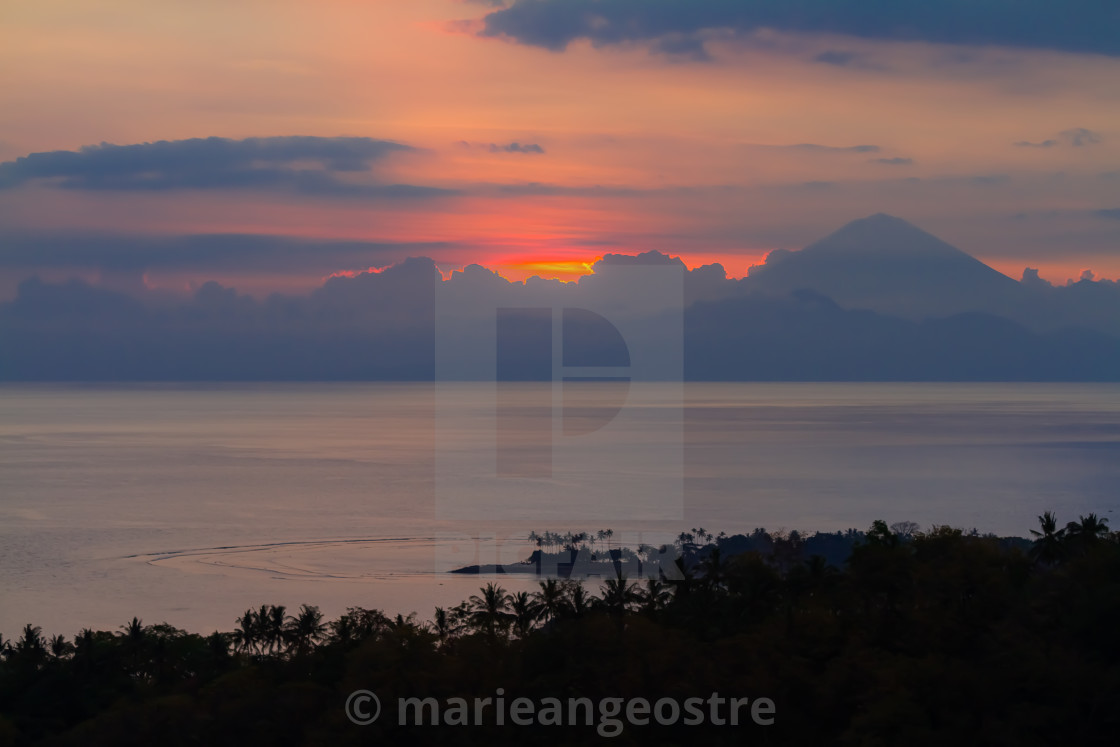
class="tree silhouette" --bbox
[533,578,568,624]
[637,578,672,614]
[1029,510,1067,565]
[562,580,592,618]
[429,607,455,645]
[121,617,145,645]
[598,574,640,615]
[1066,513,1110,552]
[232,608,260,655]
[284,604,326,657]
[12,624,47,669]
[205,631,230,665]
[328,612,356,646]
[699,546,728,590]
[264,605,287,655]
[5,517,1120,745]
[804,554,840,588]
[48,634,72,660]
[508,592,539,638]
[72,628,98,672]
[346,607,391,640]
[467,583,514,639]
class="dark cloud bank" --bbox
[476,0,1120,58]
[3,215,1119,381]
[0,136,454,199]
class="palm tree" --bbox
[232,608,260,655]
[284,604,327,657]
[346,607,390,640]
[1029,511,1067,565]
[265,605,287,655]
[206,631,230,664]
[467,583,514,638]
[508,591,539,638]
[1061,513,1111,557]
[13,624,48,668]
[117,617,148,679]
[48,634,72,660]
[638,578,672,614]
[73,628,97,667]
[429,607,455,645]
[599,574,640,615]
[121,617,145,646]
[1067,513,1110,541]
[563,580,592,618]
[390,612,419,635]
[533,578,569,623]
[329,613,357,646]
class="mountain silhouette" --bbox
[686,292,1120,381]
[743,213,1028,320]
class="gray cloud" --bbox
[969,174,1011,186]
[489,141,545,154]
[651,33,713,62]
[477,0,1120,59]
[814,50,859,67]
[1096,209,1120,221]
[1015,128,1103,149]
[871,157,914,166]
[1061,128,1102,147]
[751,143,881,154]
[490,181,650,197]
[0,232,456,279]
[811,50,887,70]
[1020,267,1050,289]
[0,136,455,199]
[457,140,546,154]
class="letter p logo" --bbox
[434,264,683,523]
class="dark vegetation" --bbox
[1,514,1117,745]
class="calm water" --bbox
[2,382,1118,637]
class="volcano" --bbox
[743,213,1026,320]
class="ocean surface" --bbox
[2,382,1118,638]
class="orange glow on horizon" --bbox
[324,265,390,281]
[436,250,767,284]
[492,256,601,282]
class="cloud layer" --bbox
[0,136,453,199]
[478,0,1120,58]
[4,246,1119,382]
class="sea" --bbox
[1,382,1118,638]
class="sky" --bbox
[1,0,1118,297]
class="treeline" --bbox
[0,514,1117,745]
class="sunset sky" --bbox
[1,0,1118,296]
